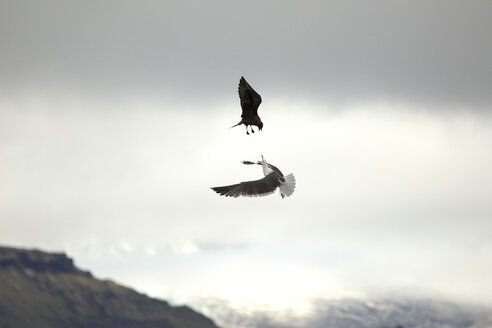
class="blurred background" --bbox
[1,1,491,327]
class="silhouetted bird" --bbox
[231,77,263,135]
[211,155,296,198]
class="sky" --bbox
[1,0,492,322]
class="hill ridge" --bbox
[0,245,218,328]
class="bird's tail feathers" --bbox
[230,120,242,129]
[279,173,296,198]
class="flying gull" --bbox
[211,155,296,198]
[231,76,263,135]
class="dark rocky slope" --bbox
[0,246,218,328]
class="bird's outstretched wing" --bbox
[241,160,284,176]
[241,160,260,165]
[211,172,280,198]
[238,76,262,118]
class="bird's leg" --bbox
[251,126,255,133]
[246,125,249,135]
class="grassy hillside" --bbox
[0,246,218,328]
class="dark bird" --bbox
[211,155,296,198]
[231,76,263,135]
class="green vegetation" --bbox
[0,246,218,328]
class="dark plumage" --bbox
[231,76,263,135]
[211,173,281,198]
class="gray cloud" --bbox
[1,1,491,108]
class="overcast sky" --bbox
[1,0,492,323]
